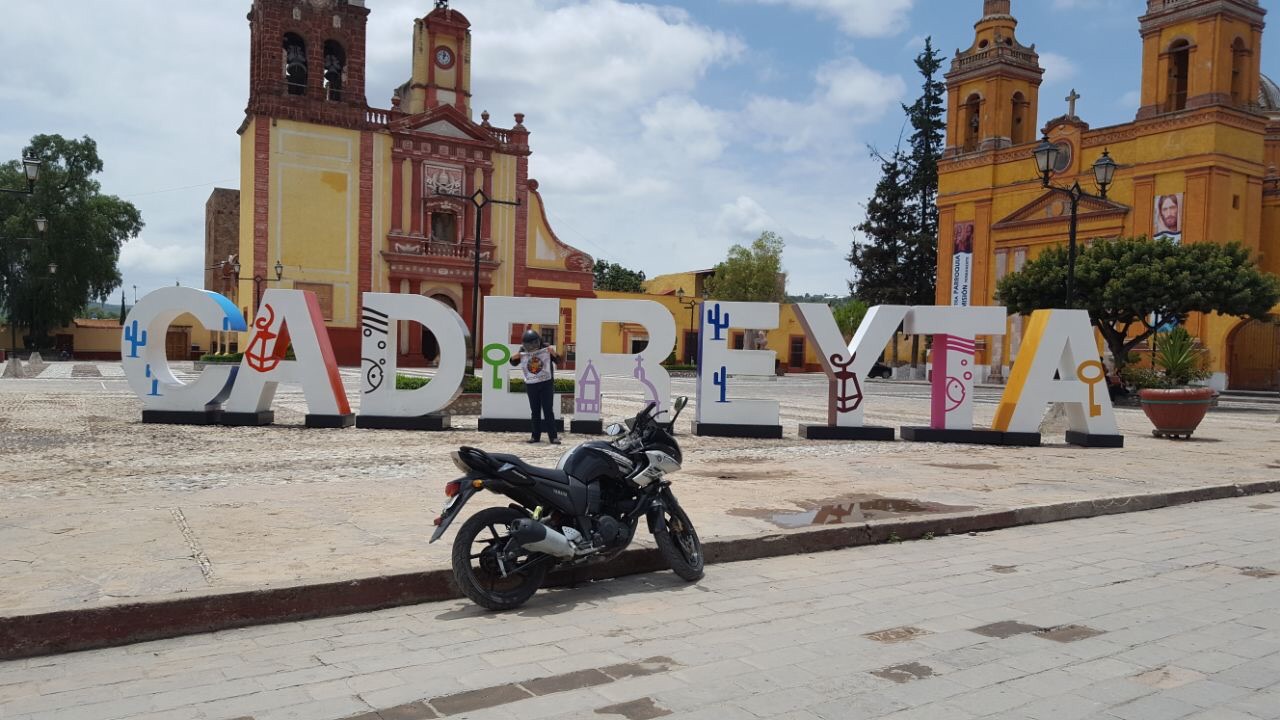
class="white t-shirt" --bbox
[520,347,554,384]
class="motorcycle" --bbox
[430,397,703,610]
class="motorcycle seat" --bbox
[488,453,571,485]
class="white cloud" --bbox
[1038,51,1080,88]
[641,96,728,163]
[737,0,914,38]
[715,196,777,239]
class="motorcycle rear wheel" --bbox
[654,494,705,581]
[451,507,548,610]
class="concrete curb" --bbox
[2,480,1277,661]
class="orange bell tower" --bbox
[1136,0,1266,119]
[944,0,1044,154]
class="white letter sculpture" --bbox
[356,293,470,430]
[794,303,909,440]
[694,301,781,438]
[572,299,676,433]
[222,288,353,427]
[478,296,562,432]
[122,288,248,424]
[901,306,1012,444]
[993,309,1123,447]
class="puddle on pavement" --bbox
[731,494,976,529]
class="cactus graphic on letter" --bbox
[144,363,162,397]
[124,320,148,358]
[712,365,729,403]
[706,303,730,341]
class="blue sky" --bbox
[1,0,1276,300]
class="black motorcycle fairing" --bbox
[559,442,632,485]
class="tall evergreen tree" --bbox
[901,37,945,307]
[848,148,914,305]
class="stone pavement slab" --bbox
[1,364,1278,656]
[0,496,1276,720]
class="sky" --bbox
[2,0,1277,300]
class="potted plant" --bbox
[1122,327,1215,439]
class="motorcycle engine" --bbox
[593,515,625,547]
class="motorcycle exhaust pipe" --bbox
[510,518,576,559]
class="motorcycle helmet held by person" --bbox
[521,329,542,352]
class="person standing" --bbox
[510,329,561,444]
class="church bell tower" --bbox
[403,1,474,118]
[1136,0,1266,118]
[944,0,1044,154]
[246,0,370,127]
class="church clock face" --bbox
[435,47,455,68]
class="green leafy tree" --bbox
[705,231,786,302]
[832,298,869,342]
[0,135,142,347]
[996,237,1280,371]
[593,259,646,293]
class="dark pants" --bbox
[526,379,557,441]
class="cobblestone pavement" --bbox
[1,362,1278,615]
[1,496,1276,720]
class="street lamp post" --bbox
[675,287,706,365]
[433,188,519,364]
[2,216,49,356]
[1031,134,1118,309]
[0,158,42,197]
[247,260,285,311]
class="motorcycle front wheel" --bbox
[654,492,705,581]
[451,506,548,610]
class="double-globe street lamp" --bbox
[1031,135,1118,309]
[675,286,707,365]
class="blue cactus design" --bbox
[145,363,162,397]
[124,320,148,358]
[706,303,730,341]
[713,365,729,403]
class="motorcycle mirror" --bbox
[606,423,626,436]
[673,396,688,413]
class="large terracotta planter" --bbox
[1138,387,1217,439]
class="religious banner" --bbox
[1154,193,1183,244]
[950,221,975,306]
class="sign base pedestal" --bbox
[799,424,895,441]
[1065,431,1124,448]
[221,411,274,426]
[692,422,783,439]
[478,418,566,434]
[305,413,356,429]
[357,414,451,431]
[142,409,222,426]
[570,420,603,435]
[901,426,1041,447]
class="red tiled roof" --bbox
[73,319,124,329]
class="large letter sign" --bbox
[694,301,781,438]
[572,299,676,434]
[356,293,470,430]
[222,289,354,427]
[122,287,247,424]
[993,309,1123,447]
[794,303,909,440]
[477,296,562,433]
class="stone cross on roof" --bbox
[1066,89,1081,118]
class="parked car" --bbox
[868,361,892,379]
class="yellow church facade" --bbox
[227,0,593,366]
[938,0,1280,391]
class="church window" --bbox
[283,33,307,96]
[1166,39,1190,112]
[1231,38,1248,106]
[963,94,982,152]
[431,211,458,244]
[324,41,346,101]
[1011,92,1029,145]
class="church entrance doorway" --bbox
[1228,318,1280,391]
[421,294,458,365]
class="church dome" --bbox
[1260,74,1280,113]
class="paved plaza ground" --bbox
[1,496,1277,719]
[0,362,1276,620]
